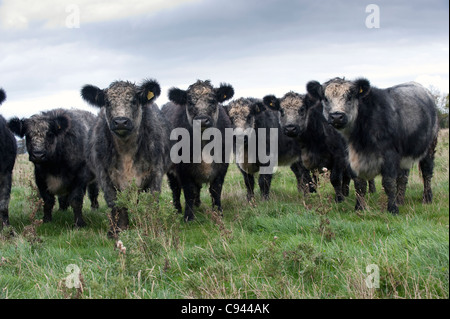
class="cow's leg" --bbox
[258,173,272,200]
[396,169,409,205]
[368,179,377,193]
[239,168,255,201]
[0,173,12,227]
[342,170,352,197]
[35,174,55,223]
[68,184,87,228]
[167,171,182,214]
[209,165,228,215]
[194,184,202,207]
[381,157,400,214]
[290,161,315,195]
[354,177,367,211]
[58,195,69,210]
[330,168,345,203]
[88,182,99,209]
[182,180,198,222]
[420,137,437,204]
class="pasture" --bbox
[0,129,448,299]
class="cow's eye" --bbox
[299,107,306,116]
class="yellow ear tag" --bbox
[359,88,363,94]
[223,94,227,99]
[147,91,155,100]
[269,102,273,107]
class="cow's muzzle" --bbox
[194,115,213,129]
[328,112,348,128]
[111,117,134,137]
[30,150,47,163]
[283,124,300,137]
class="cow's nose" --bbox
[32,150,46,161]
[329,112,347,125]
[194,116,212,128]
[283,125,299,137]
[113,117,131,128]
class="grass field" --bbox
[0,130,448,299]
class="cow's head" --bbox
[307,77,370,133]
[0,88,6,105]
[226,98,264,145]
[8,112,71,163]
[168,80,234,129]
[81,79,160,139]
[263,91,317,138]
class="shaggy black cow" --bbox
[225,97,315,201]
[307,77,439,214]
[162,80,234,221]
[8,108,98,227]
[81,79,172,237]
[0,89,17,227]
[263,92,353,203]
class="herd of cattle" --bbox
[0,77,439,238]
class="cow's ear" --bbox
[216,83,234,103]
[251,101,266,115]
[139,79,161,104]
[306,81,324,100]
[168,87,188,106]
[8,117,26,138]
[304,93,319,108]
[0,88,6,105]
[354,78,371,98]
[50,115,70,136]
[262,95,280,111]
[81,85,106,108]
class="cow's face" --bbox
[81,79,160,139]
[263,92,311,138]
[307,78,371,133]
[169,80,234,129]
[8,114,70,163]
[226,98,264,145]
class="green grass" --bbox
[0,130,448,299]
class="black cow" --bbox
[161,80,234,221]
[225,97,315,201]
[307,77,439,214]
[263,92,353,203]
[8,108,98,227]
[81,79,172,237]
[0,89,17,227]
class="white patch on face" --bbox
[280,93,303,124]
[228,102,252,130]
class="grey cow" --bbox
[8,108,98,227]
[307,77,439,214]
[0,89,17,227]
[81,79,172,238]
[225,97,316,201]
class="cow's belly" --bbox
[46,175,69,195]
[348,146,383,180]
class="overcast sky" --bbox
[0,0,448,118]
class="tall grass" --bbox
[0,130,448,299]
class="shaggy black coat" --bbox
[0,89,17,227]
[8,109,98,227]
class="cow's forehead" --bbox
[106,82,136,101]
[187,81,214,100]
[324,82,352,98]
[26,116,50,134]
[228,99,251,118]
[281,92,303,110]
